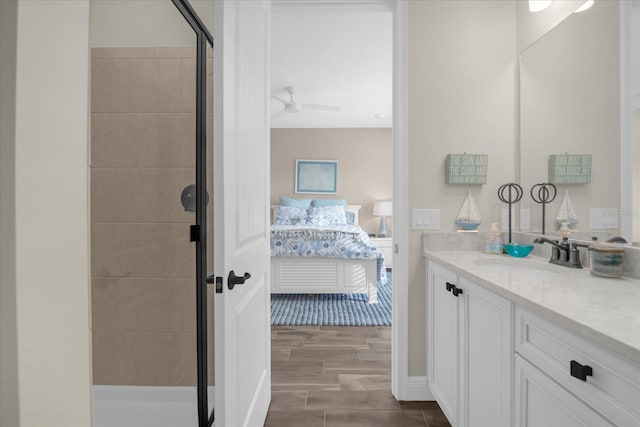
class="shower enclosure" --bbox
[90,1,214,426]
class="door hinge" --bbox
[190,224,200,242]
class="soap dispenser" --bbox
[485,223,503,254]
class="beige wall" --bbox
[516,0,584,52]
[407,0,517,375]
[0,1,19,425]
[90,0,213,47]
[0,1,93,425]
[90,47,214,386]
[270,128,392,235]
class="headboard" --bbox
[271,204,362,226]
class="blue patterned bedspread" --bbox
[270,224,387,283]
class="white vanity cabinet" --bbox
[427,260,512,427]
[514,308,640,427]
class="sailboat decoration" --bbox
[556,189,579,229]
[455,190,482,231]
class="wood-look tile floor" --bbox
[265,325,451,427]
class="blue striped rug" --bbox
[270,273,391,326]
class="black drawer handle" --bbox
[446,282,455,292]
[452,286,463,297]
[570,360,593,381]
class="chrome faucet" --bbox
[533,236,584,269]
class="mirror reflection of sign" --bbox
[548,154,591,184]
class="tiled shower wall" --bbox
[90,47,213,386]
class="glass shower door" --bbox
[90,1,214,426]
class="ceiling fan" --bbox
[273,86,341,114]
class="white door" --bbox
[213,1,271,426]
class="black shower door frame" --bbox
[171,1,214,426]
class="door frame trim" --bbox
[391,0,412,400]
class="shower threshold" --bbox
[93,385,215,427]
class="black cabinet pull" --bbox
[452,286,463,297]
[446,282,455,292]
[570,360,593,381]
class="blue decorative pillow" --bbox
[307,206,347,225]
[311,198,347,207]
[275,205,307,225]
[280,196,312,208]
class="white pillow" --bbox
[307,206,347,226]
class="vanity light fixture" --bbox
[529,0,552,12]
[574,0,594,13]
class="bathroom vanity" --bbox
[425,250,640,427]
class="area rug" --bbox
[270,273,392,326]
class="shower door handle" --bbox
[228,270,251,290]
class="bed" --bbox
[270,204,385,304]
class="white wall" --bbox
[1,2,92,425]
[516,0,584,52]
[407,0,517,375]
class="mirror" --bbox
[519,1,637,243]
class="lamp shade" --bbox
[373,201,392,217]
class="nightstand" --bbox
[370,237,393,269]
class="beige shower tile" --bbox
[91,223,130,277]
[91,223,194,278]
[154,47,196,58]
[124,223,195,278]
[92,331,212,386]
[180,58,196,113]
[91,113,128,167]
[125,58,183,112]
[91,277,198,333]
[91,58,129,113]
[124,113,196,167]
[91,168,196,223]
[92,47,155,59]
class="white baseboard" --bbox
[404,376,434,401]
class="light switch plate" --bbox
[413,209,440,230]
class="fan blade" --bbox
[300,103,341,112]
[272,96,289,104]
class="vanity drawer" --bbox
[515,307,640,426]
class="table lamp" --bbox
[373,201,392,237]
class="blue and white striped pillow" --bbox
[307,206,347,226]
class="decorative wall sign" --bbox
[295,160,338,194]
[445,154,488,184]
[548,154,591,184]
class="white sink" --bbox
[472,257,560,279]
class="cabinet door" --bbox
[459,277,512,427]
[514,355,614,427]
[427,261,459,426]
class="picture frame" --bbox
[295,159,338,194]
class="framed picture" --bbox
[295,160,338,194]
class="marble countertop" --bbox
[424,250,640,366]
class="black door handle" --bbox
[570,360,593,381]
[446,282,455,292]
[452,286,463,297]
[228,270,251,290]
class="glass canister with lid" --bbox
[588,242,624,278]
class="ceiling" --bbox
[270,1,393,128]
